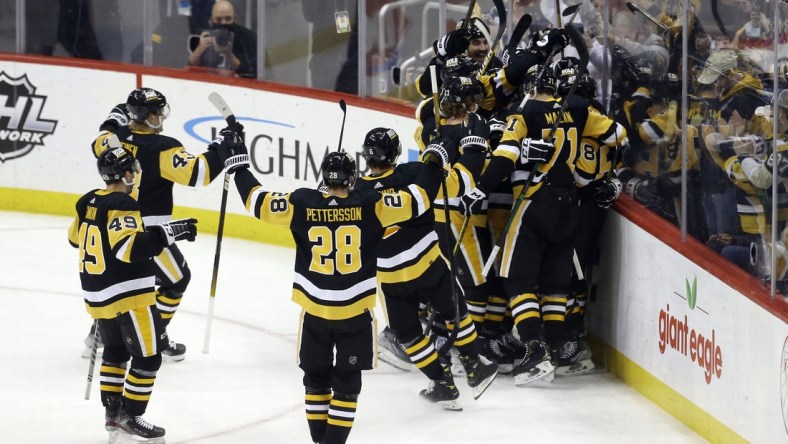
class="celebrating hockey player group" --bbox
[69,2,647,443]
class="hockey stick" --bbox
[202,91,237,354]
[625,2,670,33]
[337,99,347,152]
[506,13,532,55]
[482,23,588,275]
[460,0,477,34]
[84,320,99,400]
[480,0,507,75]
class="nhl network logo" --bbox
[0,72,57,162]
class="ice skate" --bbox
[377,327,414,372]
[459,354,498,399]
[104,396,122,432]
[419,366,462,411]
[115,411,166,443]
[481,332,526,374]
[512,340,555,386]
[556,336,595,376]
[161,339,185,362]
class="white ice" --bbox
[0,211,706,443]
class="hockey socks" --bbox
[324,393,357,444]
[305,388,331,443]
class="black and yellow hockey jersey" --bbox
[92,127,223,224]
[354,162,444,285]
[232,167,440,320]
[67,190,165,319]
[483,95,623,199]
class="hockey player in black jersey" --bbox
[216,132,448,443]
[354,127,497,409]
[462,57,624,386]
[87,87,228,362]
[69,144,198,443]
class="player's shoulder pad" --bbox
[104,191,142,211]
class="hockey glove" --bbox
[624,177,660,206]
[150,218,198,246]
[488,117,506,149]
[460,113,490,152]
[591,177,623,209]
[100,103,130,131]
[421,141,450,168]
[528,28,570,59]
[655,173,681,197]
[434,29,470,60]
[766,152,788,177]
[520,138,555,165]
[217,129,251,174]
[461,186,488,216]
[224,121,245,137]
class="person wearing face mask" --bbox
[188,0,257,78]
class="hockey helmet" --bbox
[321,152,357,188]
[523,63,557,93]
[651,72,680,101]
[362,127,402,168]
[575,73,597,100]
[621,57,653,88]
[456,17,490,40]
[98,144,138,184]
[439,75,485,117]
[552,57,580,96]
[126,88,170,123]
[441,55,480,83]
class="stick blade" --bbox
[339,99,347,112]
[562,3,581,17]
[625,2,637,13]
[208,92,235,122]
[507,14,532,53]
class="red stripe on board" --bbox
[615,194,788,322]
[0,52,416,118]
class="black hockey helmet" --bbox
[440,55,480,83]
[362,127,402,168]
[523,63,557,93]
[98,145,137,183]
[439,75,484,117]
[553,57,580,96]
[126,88,169,122]
[456,17,490,40]
[575,73,597,100]
[621,57,653,88]
[321,152,357,187]
[651,72,680,101]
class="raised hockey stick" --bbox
[506,13,532,55]
[84,320,99,400]
[625,2,670,33]
[203,91,237,354]
[480,0,507,75]
[482,23,589,275]
[337,99,347,152]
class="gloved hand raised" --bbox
[421,140,450,168]
[460,113,490,152]
[101,103,130,131]
[488,117,506,149]
[150,218,198,246]
[216,129,250,174]
[434,29,471,60]
[528,28,570,58]
[520,138,555,165]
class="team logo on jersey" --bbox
[0,72,57,162]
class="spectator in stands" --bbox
[731,6,771,48]
[607,9,669,74]
[188,0,257,78]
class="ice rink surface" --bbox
[0,210,706,443]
